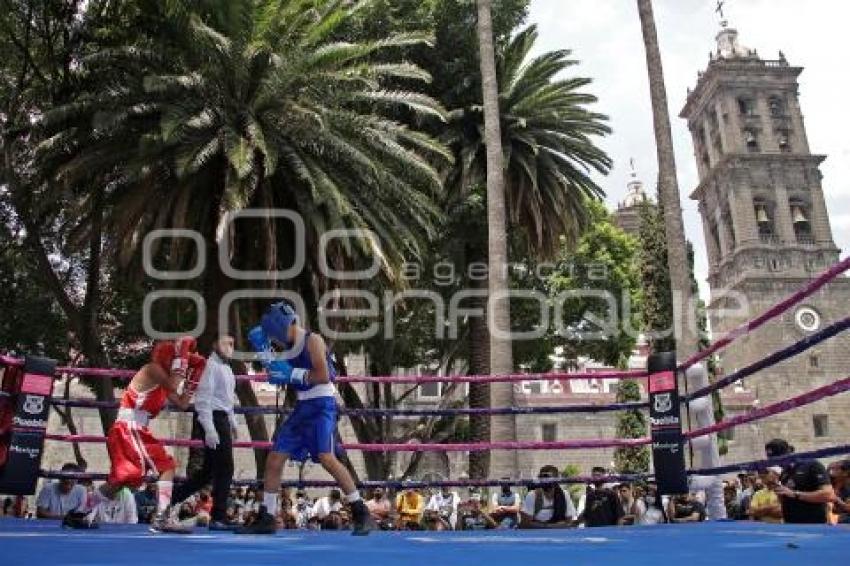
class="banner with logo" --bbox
[647,352,688,495]
[0,356,56,495]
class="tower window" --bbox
[809,355,820,369]
[744,129,760,152]
[778,130,792,152]
[542,423,557,442]
[738,97,756,116]
[754,198,775,240]
[768,95,786,117]
[790,198,812,243]
[813,415,829,438]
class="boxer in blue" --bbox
[236,301,373,536]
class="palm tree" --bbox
[636,0,697,361]
[38,0,450,474]
[463,17,612,477]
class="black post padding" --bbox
[647,352,688,495]
[0,355,57,495]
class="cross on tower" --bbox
[715,0,729,28]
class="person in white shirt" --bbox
[520,466,577,529]
[36,464,87,519]
[86,486,138,524]
[424,487,460,530]
[171,334,238,530]
[312,489,344,521]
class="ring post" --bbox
[647,352,688,495]
[0,355,57,495]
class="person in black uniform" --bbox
[581,467,624,527]
[765,438,835,524]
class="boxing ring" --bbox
[2,255,850,564]
[0,520,847,565]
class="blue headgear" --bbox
[261,301,299,346]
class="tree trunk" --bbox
[467,272,491,479]
[476,0,517,478]
[636,0,697,362]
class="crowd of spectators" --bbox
[4,451,850,530]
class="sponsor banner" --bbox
[20,373,53,396]
[647,352,687,495]
[0,430,46,495]
[13,393,50,430]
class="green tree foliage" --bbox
[638,200,675,354]
[614,379,650,473]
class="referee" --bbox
[172,333,238,530]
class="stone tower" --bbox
[680,24,850,460]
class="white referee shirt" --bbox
[194,351,237,434]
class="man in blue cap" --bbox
[236,300,372,536]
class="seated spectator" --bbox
[424,487,459,530]
[723,482,744,520]
[86,485,137,524]
[36,463,87,519]
[278,489,296,529]
[828,460,850,524]
[193,488,213,526]
[490,480,522,529]
[617,483,643,525]
[748,467,783,524]
[2,497,13,517]
[520,465,577,529]
[396,488,424,529]
[134,482,157,524]
[637,483,667,525]
[293,491,314,529]
[313,489,343,522]
[366,488,393,530]
[459,490,496,530]
[580,467,623,527]
[667,493,705,523]
[767,438,834,524]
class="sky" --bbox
[526,0,850,298]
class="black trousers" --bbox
[173,411,234,522]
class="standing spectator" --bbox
[520,465,576,529]
[396,488,424,529]
[86,486,137,524]
[134,482,157,523]
[35,463,87,519]
[459,491,497,530]
[748,467,783,524]
[667,493,706,523]
[766,439,834,524]
[366,488,392,529]
[828,460,850,524]
[171,334,238,530]
[580,467,623,527]
[637,483,667,525]
[490,480,522,529]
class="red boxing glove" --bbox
[171,336,197,375]
[184,354,207,396]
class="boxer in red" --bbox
[100,337,206,533]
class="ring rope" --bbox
[684,314,850,401]
[685,374,850,440]
[678,255,850,371]
[48,397,648,416]
[44,433,652,452]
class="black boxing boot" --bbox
[350,499,374,536]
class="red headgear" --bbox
[150,337,197,372]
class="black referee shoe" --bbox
[350,499,374,536]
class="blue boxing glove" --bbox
[247,325,272,357]
[267,360,308,387]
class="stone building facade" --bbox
[680,25,850,459]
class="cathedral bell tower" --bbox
[680,22,850,458]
